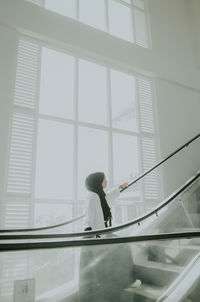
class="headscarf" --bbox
[85,172,112,223]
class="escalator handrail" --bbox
[0,171,199,239]
[1,231,200,251]
[0,132,199,233]
[120,132,200,192]
[0,214,85,233]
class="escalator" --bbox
[0,134,200,302]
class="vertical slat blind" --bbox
[7,38,40,196]
[4,201,31,228]
[138,78,154,133]
[14,39,40,110]
[138,77,158,201]
[141,137,158,200]
[5,38,40,231]
[7,112,34,195]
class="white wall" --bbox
[186,0,200,68]
[0,0,199,202]
[155,78,200,196]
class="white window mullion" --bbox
[130,0,136,43]
[73,57,79,217]
[105,0,109,33]
[75,0,78,20]
[107,68,114,187]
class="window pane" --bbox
[113,133,139,184]
[79,0,106,31]
[35,119,73,199]
[111,70,138,132]
[39,47,74,119]
[78,127,109,199]
[109,0,133,42]
[34,203,73,227]
[134,8,148,48]
[78,59,107,125]
[44,0,76,19]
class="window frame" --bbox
[27,0,151,48]
[4,35,159,227]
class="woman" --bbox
[79,172,141,302]
[84,172,128,231]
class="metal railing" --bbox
[0,132,199,234]
[0,170,199,240]
[1,231,200,251]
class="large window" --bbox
[5,38,158,230]
[2,36,158,300]
[27,0,150,48]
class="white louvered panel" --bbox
[14,39,40,109]
[142,137,158,200]
[7,112,34,195]
[4,202,31,228]
[0,253,28,296]
[138,78,154,133]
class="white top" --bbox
[84,187,120,230]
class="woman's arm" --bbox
[106,183,128,207]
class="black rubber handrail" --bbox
[120,132,200,192]
[1,171,199,240]
[0,132,199,233]
[1,231,200,251]
[0,214,85,233]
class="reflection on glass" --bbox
[44,0,76,19]
[78,59,107,125]
[109,0,133,42]
[79,0,106,31]
[35,119,73,199]
[111,69,138,132]
[78,126,109,199]
[113,133,139,185]
[39,47,74,119]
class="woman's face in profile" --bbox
[102,176,107,189]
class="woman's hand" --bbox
[118,182,129,190]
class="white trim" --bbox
[107,68,114,187]
[73,58,79,217]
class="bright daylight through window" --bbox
[6,38,158,230]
